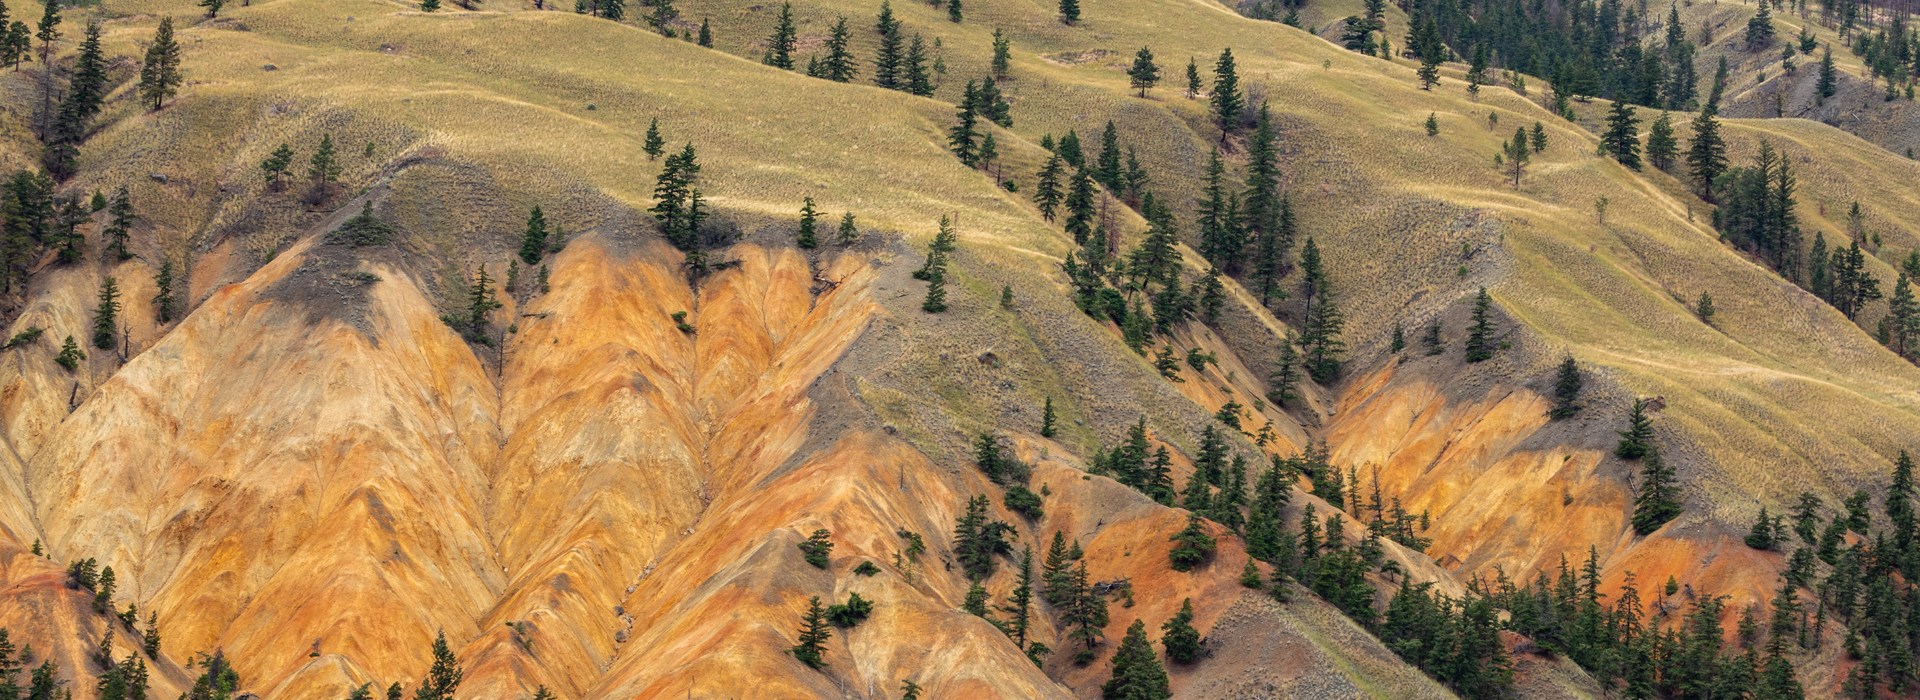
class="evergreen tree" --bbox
[1687,108,1728,200]
[200,0,226,19]
[1161,598,1202,663]
[643,118,665,159]
[307,134,341,203]
[991,29,1011,78]
[518,206,548,265]
[1602,101,1642,169]
[138,18,183,112]
[791,596,831,668]
[817,18,857,82]
[1064,167,1096,245]
[1745,1,1776,49]
[903,34,934,96]
[796,197,819,249]
[762,2,797,70]
[947,0,962,23]
[1411,15,1444,89]
[1102,620,1171,700]
[1040,396,1057,437]
[1747,507,1777,549]
[872,2,903,89]
[55,335,83,371]
[91,276,120,351]
[949,86,981,166]
[1502,127,1530,187]
[837,211,858,245]
[1033,154,1065,221]
[1210,49,1243,138]
[153,259,177,325]
[1128,46,1160,97]
[104,186,132,261]
[698,18,712,46]
[1550,353,1582,419]
[1697,291,1716,325]
[1616,398,1655,459]
[1530,122,1547,153]
[1425,112,1439,136]
[261,144,295,191]
[921,218,952,313]
[412,631,462,700]
[1646,112,1677,171]
[1463,287,1496,362]
[421,0,441,10]
[1631,445,1682,535]
[1185,58,1201,99]
[1168,512,1216,571]
[999,546,1036,648]
[1301,286,1345,383]
[1268,338,1301,407]
[651,143,703,250]
[1058,0,1080,25]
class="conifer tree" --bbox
[991,29,1011,77]
[1501,127,1530,187]
[104,186,133,261]
[1549,353,1582,419]
[651,143,703,250]
[1185,58,1200,99]
[837,212,858,245]
[1033,154,1064,221]
[518,206,549,265]
[200,0,226,19]
[1696,291,1715,325]
[421,0,441,10]
[796,198,819,249]
[1410,15,1444,89]
[1168,512,1216,571]
[307,134,341,203]
[1103,620,1171,699]
[1128,46,1159,97]
[1602,101,1642,169]
[904,34,934,96]
[1425,112,1439,136]
[262,144,294,190]
[643,118,665,159]
[999,546,1035,648]
[412,631,462,700]
[698,18,712,46]
[56,335,83,371]
[139,18,183,112]
[1530,122,1547,153]
[1463,287,1496,362]
[1817,47,1836,103]
[791,596,831,668]
[1268,337,1301,407]
[921,217,952,312]
[1616,398,1654,459]
[1058,0,1080,25]
[153,259,178,325]
[817,18,857,81]
[1210,49,1243,139]
[91,276,121,351]
[1746,507,1777,549]
[947,0,962,22]
[460,266,502,344]
[949,86,981,166]
[1301,287,1345,383]
[1687,108,1728,200]
[1063,167,1096,244]
[1632,445,1681,535]
[1161,599,1202,663]
[762,3,797,69]
[872,2,903,89]
[1644,112,1678,173]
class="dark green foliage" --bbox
[1004,485,1044,520]
[963,581,991,617]
[330,203,396,247]
[1631,445,1682,535]
[1210,49,1243,138]
[1128,46,1159,97]
[93,566,114,614]
[104,187,132,261]
[1040,396,1057,438]
[307,134,342,204]
[825,592,874,627]
[1530,122,1547,153]
[1687,108,1728,200]
[1168,513,1216,572]
[900,680,922,700]
[643,118,666,159]
[1409,14,1445,89]
[791,596,831,668]
[1425,113,1438,136]
[1502,127,1530,187]
[1058,0,1080,24]
[853,560,880,576]
[1712,141,1801,274]
[947,0,962,23]
[1697,291,1716,325]
[953,495,1013,580]
[796,198,819,249]
[518,207,548,263]
[1646,112,1677,171]
[1300,286,1345,383]
[262,144,295,190]
[3,326,40,350]
[91,276,120,351]
[797,528,833,568]
[412,631,462,700]
[1161,599,1202,664]
[872,2,904,89]
[812,18,858,82]
[55,335,83,371]
[762,2,797,69]
[138,18,183,111]
[1549,354,1582,419]
[999,546,1036,648]
[991,29,1011,77]
[1463,287,1496,362]
[1102,620,1170,700]
[949,85,981,166]
[455,266,502,344]
[903,34,934,96]
[651,144,705,251]
[1746,507,1777,550]
[1615,399,1654,460]
[1601,101,1642,169]
[920,218,952,313]
[1817,48,1836,102]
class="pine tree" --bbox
[1411,15,1444,89]
[1747,507,1777,549]
[1616,398,1655,459]
[518,206,549,265]
[1185,57,1201,99]
[1269,337,1301,407]
[199,0,226,19]
[1058,0,1080,25]
[262,144,295,190]
[872,2,903,89]
[796,197,819,249]
[1502,127,1530,187]
[991,28,1011,77]
[1102,620,1171,699]
[947,0,962,22]
[698,18,712,46]
[153,259,178,324]
[461,266,502,344]
[1211,49,1243,138]
[1159,598,1203,664]
[762,3,797,69]
[999,546,1036,648]
[1033,154,1065,221]
[921,218,952,313]
[1128,46,1160,97]
[412,631,462,700]
[421,0,441,10]
[1549,354,1582,419]
[1168,512,1216,571]
[903,34,934,96]
[55,335,83,371]
[1687,108,1728,200]
[308,134,341,203]
[1602,101,1642,169]
[651,143,703,250]
[104,186,133,261]
[1301,288,1345,383]
[949,86,980,166]
[818,18,857,81]
[643,118,665,159]
[1425,112,1439,136]
[1696,291,1716,325]
[91,276,121,351]
[1064,167,1096,245]
[1530,122,1547,153]
[1632,445,1682,535]
[138,18,183,112]
[1816,48,1836,103]
[1463,287,1496,362]
[837,212,858,245]
[1647,112,1677,171]
[791,596,831,668]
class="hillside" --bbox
[0,0,1908,697]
